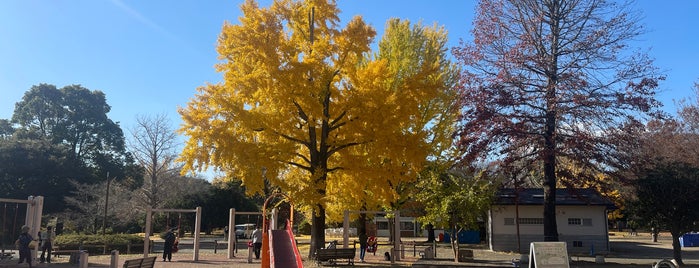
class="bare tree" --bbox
[62,179,147,233]
[454,0,663,241]
[129,114,180,209]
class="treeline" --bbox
[0,84,260,238]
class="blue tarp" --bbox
[443,230,480,244]
[680,233,699,247]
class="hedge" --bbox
[54,234,150,255]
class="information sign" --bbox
[528,242,569,268]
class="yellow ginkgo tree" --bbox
[178,0,458,256]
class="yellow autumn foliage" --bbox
[557,158,624,219]
[178,0,458,224]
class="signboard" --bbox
[528,242,569,268]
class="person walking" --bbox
[16,225,34,268]
[251,226,263,259]
[162,228,177,262]
[359,232,368,263]
[39,226,55,263]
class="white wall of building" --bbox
[489,205,610,254]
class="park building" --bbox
[488,188,616,255]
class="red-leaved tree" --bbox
[453,0,663,241]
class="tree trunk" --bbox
[671,230,684,265]
[426,224,435,243]
[358,212,367,252]
[388,217,395,243]
[542,0,561,243]
[450,229,458,262]
[543,174,558,241]
[309,204,326,259]
[543,104,558,242]
[452,239,459,262]
[450,227,462,263]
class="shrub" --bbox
[55,234,149,255]
[298,220,311,235]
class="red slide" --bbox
[268,220,303,268]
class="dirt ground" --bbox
[1,231,698,267]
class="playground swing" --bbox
[0,197,42,262]
[1,203,20,260]
[162,211,183,234]
[162,211,182,254]
[341,210,402,262]
[144,207,201,261]
[227,208,263,259]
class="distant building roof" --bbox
[494,188,616,209]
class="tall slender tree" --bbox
[454,0,662,241]
[129,113,180,209]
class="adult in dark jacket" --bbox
[163,228,177,262]
[16,225,34,268]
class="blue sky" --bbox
[1,0,697,138]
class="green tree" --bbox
[179,0,458,255]
[168,179,261,234]
[5,84,138,214]
[13,84,127,169]
[415,163,497,261]
[12,83,63,137]
[454,0,662,241]
[0,119,14,139]
[0,138,88,213]
[631,161,699,265]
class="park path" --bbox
[3,232,699,267]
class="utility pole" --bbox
[102,172,111,236]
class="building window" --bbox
[568,218,582,225]
[572,241,583,247]
[503,217,544,225]
[401,221,415,231]
[377,221,389,230]
[518,218,543,225]
[568,218,592,226]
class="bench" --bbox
[122,256,157,268]
[53,249,80,258]
[315,248,355,266]
[0,251,14,260]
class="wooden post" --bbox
[228,208,235,259]
[144,207,152,257]
[194,206,202,261]
[343,210,350,248]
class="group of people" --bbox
[15,225,55,268]
[13,223,376,265]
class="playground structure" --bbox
[226,208,262,259]
[342,209,402,262]
[261,192,303,268]
[0,196,43,261]
[143,206,202,261]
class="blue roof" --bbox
[494,188,616,209]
